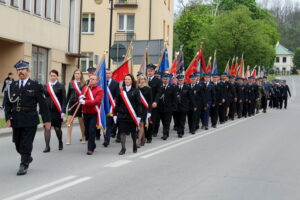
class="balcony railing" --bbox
[114,0,138,8]
[115,32,136,41]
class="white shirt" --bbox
[148,76,154,82]
[19,78,29,88]
[125,86,132,92]
[50,80,58,86]
[107,78,112,86]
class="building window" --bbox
[31,46,48,84]
[23,0,30,11]
[276,57,279,63]
[45,0,51,19]
[82,13,95,33]
[283,57,287,63]
[11,0,19,7]
[34,0,41,15]
[0,0,6,4]
[283,67,286,71]
[54,0,61,22]
[80,52,94,72]
[118,14,135,31]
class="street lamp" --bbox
[95,0,114,70]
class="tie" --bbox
[20,80,24,89]
[107,80,109,86]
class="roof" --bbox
[276,42,294,55]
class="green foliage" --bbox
[174,1,280,72]
[293,48,300,69]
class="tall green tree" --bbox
[293,48,300,69]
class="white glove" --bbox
[147,113,151,119]
[79,99,85,105]
[113,116,117,123]
[79,95,85,99]
[137,117,141,124]
[61,113,66,121]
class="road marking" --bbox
[3,176,77,200]
[24,177,92,200]
[141,114,261,159]
[104,159,132,168]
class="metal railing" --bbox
[115,32,136,41]
[115,0,138,7]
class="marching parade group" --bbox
[4,60,291,176]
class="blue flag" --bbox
[97,59,110,131]
[213,59,218,75]
[159,48,169,73]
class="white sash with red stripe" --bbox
[46,83,65,122]
[87,89,101,128]
[139,90,150,126]
[71,80,81,96]
[120,88,140,127]
[107,87,115,115]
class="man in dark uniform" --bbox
[280,80,291,109]
[247,77,258,116]
[172,74,179,131]
[228,76,237,120]
[194,72,202,129]
[103,70,119,147]
[4,60,51,176]
[201,74,216,130]
[261,76,272,113]
[219,73,229,123]
[158,73,177,140]
[236,77,244,118]
[146,64,162,143]
[242,78,249,118]
[187,74,199,134]
[174,75,192,138]
[211,74,223,128]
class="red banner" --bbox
[112,60,129,82]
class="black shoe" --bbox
[28,156,33,164]
[263,110,266,113]
[178,134,183,138]
[212,125,217,128]
[146,139,152,143]
[191,131,195,134]
[161,136,167,140]
[59,142,63,151]
[43,147,50,153]
[115,138,120,143]
[111,134,116,138]
[133,145,137,153]
[205,127,208,130]
[102,141,109,147]
[152,133,157,137]
[118,148,126,155]
[17,164,27,176]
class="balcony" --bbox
[114,0,138,8]
[115,32,136,41]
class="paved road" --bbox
[0,76,299,200]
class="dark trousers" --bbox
[229,101,236,119]
[219,103,227,123]
[151,108,160,135]
[243,101,248,117]
[237,102,243,118]
[172,111,178,130]
[279,97,284,109]
[174,111,187,135]
[283,96,288,108]
[83,114,97,151]
[261,96,267,111]
[187,109,197,132]
[13,126,37,156]
[248,100,256,116]
[201,102,211,127]
[210,105,219,126]
[104,116,113,143]
[159,112,172,137]
[195,109,201,129]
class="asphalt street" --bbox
[0,76,299,200]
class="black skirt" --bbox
[68,101,82,117]
[50,110,62,128]
[118,121,137,135]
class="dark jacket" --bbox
[107,78,119,99]
[247,83,258,100]
[281,85,291,97]
[158,84,177,113]
[4,79,50,128]
[2,77,14,93]
[148,76,162,104]
[191,83,205,109]
[114,87,142,122]
[44,82,67,113]
[66,81,85,105]
[202,81,216,106]
[175,84,192,112]
[212,82,224,105]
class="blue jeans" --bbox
[83,114,97,151]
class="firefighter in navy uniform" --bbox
[280,80,291,109]
[211,74,224,128]
[158,73,177,140]
[4,60,51,176]
[174,75,192,138]
[187,74,200,134]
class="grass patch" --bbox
[0,118,7,128]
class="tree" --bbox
[293,48,300,69]
[204,6,278,71]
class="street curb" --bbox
[0,122,79,137]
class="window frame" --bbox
[118,13,135,32]
[23,0,31,12]
[10,0,19,8]
[54,0,61,22]
[45,0,51,19]
[276,57,280,63]
[283,57,287,63]
[34,0,41,15]
[80,52,94,72]
[31,46,49,84]
[81,13,95,34]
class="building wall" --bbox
[81,0,174,74]
[274,54,294,71]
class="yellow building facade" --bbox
[0,0,81,89]
[81,0,174,74]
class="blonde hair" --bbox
[137,74,149,88]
